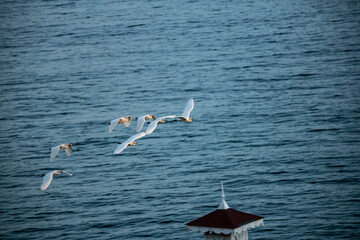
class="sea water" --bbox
[0,1,359,239]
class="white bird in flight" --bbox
[145,115,177,134]
[109,116,132,133]
[50,143,72,162]
[114,132,147,154]
[176,98,194,122]
[41,170,72,191]
[136,114,156,132]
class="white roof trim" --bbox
[187,219,264,235]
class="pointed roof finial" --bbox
[218,181,230,209]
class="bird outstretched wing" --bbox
[160,115,177,119]
[114,132,147,154]
[181,98,194,119]
[136,115,146,132]
[146,119,160,134]
[128,132,147,142]
[109,118,118,133]
[50,146,60,162]
[114,142,130,154]
[60,170,72,176]
[146,115,176,134]
[41,170,56,190]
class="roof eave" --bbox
[187,218,264,235]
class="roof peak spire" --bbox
[218,181,230,209]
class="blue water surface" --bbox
[0,0,360,239]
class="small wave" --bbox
[308,128,340,132]
[91,223,116,229]
[270,171,288,175]
[126,23,146,28]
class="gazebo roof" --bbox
[186,182,264,235]
[186,208,263,229]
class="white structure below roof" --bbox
[204,231,246,240]
[203,231,247,240]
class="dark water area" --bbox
[1,0,360,239]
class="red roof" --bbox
[186,208,264,229]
